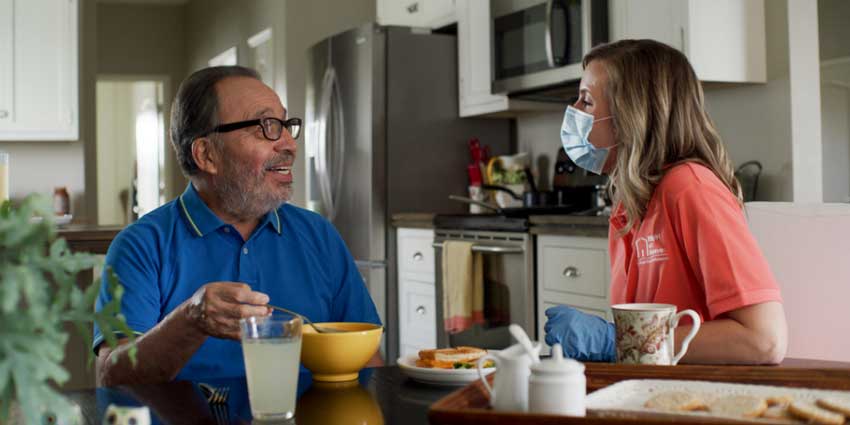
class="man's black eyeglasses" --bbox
[210,117,302,141]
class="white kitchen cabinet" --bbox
[456,0,559,118]
[536,234,611,352]
[377,0,457,29]
[0,0,79,141]
[610,0,766,83]
[397,228,437,357]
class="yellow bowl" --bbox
[300,322,383,382]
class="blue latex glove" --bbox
[544,305,616,362]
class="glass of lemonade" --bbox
[240,311,303,420]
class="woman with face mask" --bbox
[545,39,787,365]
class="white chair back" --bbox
[746,202,850,361]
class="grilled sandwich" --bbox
[416,346,490,369]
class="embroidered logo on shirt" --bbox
[635,233,669,265]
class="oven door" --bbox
[433,230,535,350]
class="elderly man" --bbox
[94,66,381,385]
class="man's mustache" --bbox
[265,151,295,168]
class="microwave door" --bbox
[492,0,609,96]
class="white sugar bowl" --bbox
[528,343,586,416]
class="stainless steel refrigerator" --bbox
[305,23,511,361]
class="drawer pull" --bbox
[412,252,424,262]
[416,306,426,315]
[0,110,8,119]
[562,266,581,278]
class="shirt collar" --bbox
[179,183,282,237]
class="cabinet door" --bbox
[377,0,427,27]
[399,279,437,353]
[686,0,766,83]
[0,0,79,140]
[426,0,456,28]
[610,0,685,51]
[456,0,508,117]
[610,0,765,83]
[397,228,435,280]
[0,0,12,124]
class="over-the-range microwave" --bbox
[491,0,609,101]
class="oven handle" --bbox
[432,243,524,254]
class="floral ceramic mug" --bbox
[611,303,701,365]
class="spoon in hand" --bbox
[266,304,346,334]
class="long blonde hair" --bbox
[584,39,742,234]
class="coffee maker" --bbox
[552,147,609,213]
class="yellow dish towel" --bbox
[442,241,484,334]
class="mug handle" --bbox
[670,309,701,365]
[477,354,498,399]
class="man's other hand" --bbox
[186,282,270,340]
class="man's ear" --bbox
[191,137,220,175]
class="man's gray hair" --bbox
[170,65,261,176]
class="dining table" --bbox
[62,358,850,425]
[63,366,453,425]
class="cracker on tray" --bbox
[787,401,846,425]
[709,395,768,418]
[761,405,795,420]
[644,391,707,411]
[767,395,795,407]
[817,397,850,417]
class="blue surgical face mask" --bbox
[560,106,615,175]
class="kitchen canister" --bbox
[528,343,586,416]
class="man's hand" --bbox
[544,305,616,362]
[185,282,271,340]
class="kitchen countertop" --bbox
[58,224,123,254]
[392,212,610,237]
[391,213,436,229]
[529,214,610,237]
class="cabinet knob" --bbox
[412,252,424,262]
[416,306,426,315]
[0,110,8,119]
[562,266,581,278]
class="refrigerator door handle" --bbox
[316,66,345,220]
[330,68,346,215]
[316,68,334,219]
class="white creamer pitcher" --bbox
[476,342,541,412]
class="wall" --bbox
[516,0,794,201]
[96,3,187,203]
[819,0,850,202]
[183,0,375,207]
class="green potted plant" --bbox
[0,195,135,424]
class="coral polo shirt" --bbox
[608,163,782,323]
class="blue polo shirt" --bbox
[93,183,381,381]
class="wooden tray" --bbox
[428,360,850,425]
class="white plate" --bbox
[397,353,496,386]
[587,379,850,424]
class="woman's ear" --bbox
[191,137,220,175]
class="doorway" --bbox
[96,78,167,225]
